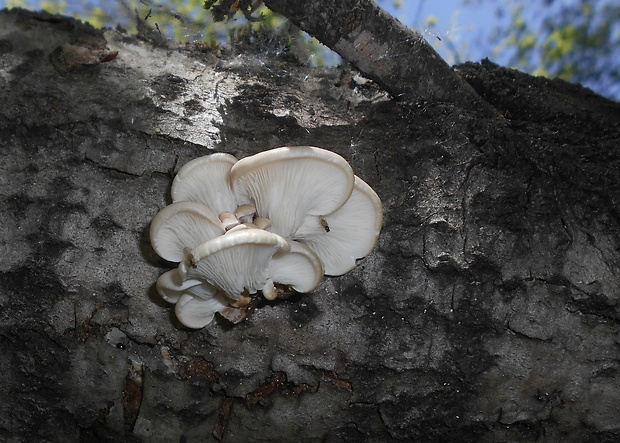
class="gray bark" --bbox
[263,0,497,116]
[1,8,619,442]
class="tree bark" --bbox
[1,8,619,443]
[264,0,497,115]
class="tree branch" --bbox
[263,0,497,116]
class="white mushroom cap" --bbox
[178,228,290,302]
[155,268,208,303]
[150,201,225,262]
[150,147,383,329]
[253,217,271,230]
[267,240,324,293]
[156,268,228,328]
[171,152,238,215]
[234,204,257,223]
[175,292,230,329]
[218,211,240,231]
[229,146,355,238]
[293,176,383,276]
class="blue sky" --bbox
[385,0,503,66]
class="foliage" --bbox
[478,0,620,100]
[203,0,262,22]
[4,1,617,99]
[1,0,333,65]
[201,0,335,65]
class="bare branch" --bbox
[263,0,497,115]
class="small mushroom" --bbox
[218,211,240,231]
[293,176,383,275]
[254,217,272,230]
[229,146,355,238]
[234,204,257,224]
[226,223,253,233]
[150,201,225,262]
[262,279,278,301]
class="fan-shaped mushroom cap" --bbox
[294,176,383,276]
[150,201,225,262]
[230,146,355,238]
[175,292,230,329]
[156,268,227,328]
[179,228,290,301]
[155,269,208,303]
[171,152,238,214]
[267,240,323,293]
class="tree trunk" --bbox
[1,8,619,442]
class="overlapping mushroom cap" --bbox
[150,146,382,328]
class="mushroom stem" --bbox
[262,279,277,300]
[231,294,252,307]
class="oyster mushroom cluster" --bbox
[150,146,382,328]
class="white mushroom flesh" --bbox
[171,152,238,215]
[293,176,382,276]
[175,292,230,329]
[234,204,257,224]
[179,228,290,301]
[150,201,225,262]
[230,146,355,238]
[267,240,324,293]
[155,269,208,303]
[262,279,278,300]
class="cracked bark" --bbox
[1,8,620,443]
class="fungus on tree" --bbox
[293,175,383,275]
[150,201,225,262]
[150,146,382,328]
[229,146,356,238]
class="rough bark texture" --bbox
[264,0,496,116]
[1,8,620,443]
